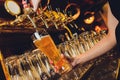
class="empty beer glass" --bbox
[31,29,72,74]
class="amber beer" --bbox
[0,51,11,80]
[32,31,72,74]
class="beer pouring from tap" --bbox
[26,8,72,74]
[31,29,72,74]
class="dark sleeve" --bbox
[115,23,120,55]
[108,0,120,21]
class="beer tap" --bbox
[56,8,73,39]
[37,4,49,28]
[47,5,59,29]
[67,11,79,29]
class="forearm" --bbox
[76,2,119,64]
[78,33,116,64]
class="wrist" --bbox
[77,53,88,64]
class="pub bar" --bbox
[0,0,119,80]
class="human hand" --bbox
[69,54,86,67]
[71,56,80,67]
[31,0,41,11]
[64,55,80,67]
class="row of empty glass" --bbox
[5,30,106,80]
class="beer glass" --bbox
[31,29,72,74]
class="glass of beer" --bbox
[31,29,72,74]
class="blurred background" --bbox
[0,0,107,57]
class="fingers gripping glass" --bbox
[31,29,72,74]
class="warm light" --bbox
[84,12,95,24]
[95,25,101,33]
[84,15,95,24]
[4,0,21,16]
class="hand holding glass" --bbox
[31,29,72,74]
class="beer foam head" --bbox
[34,32,41,39]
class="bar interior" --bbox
[0,0,119,80]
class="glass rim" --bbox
[31,29,49,41]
